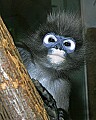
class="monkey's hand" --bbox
[32,79,71,120]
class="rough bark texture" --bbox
[0,16,49,120]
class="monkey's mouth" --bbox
[48,54,65,58]
[47,54,65,64]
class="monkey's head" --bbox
[23,12,85,72]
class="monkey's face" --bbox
[33,32,79,71]
[43,33,76,65]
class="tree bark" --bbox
[0,16,49,120]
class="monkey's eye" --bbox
[63,39,76,53]
[43,34,57,47]
[64,42,71,46]
[48,38,56,42]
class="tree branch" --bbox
[0,16,49,120]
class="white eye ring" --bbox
[63,39,76,51]
[43,34,57,44]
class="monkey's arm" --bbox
[33,79,71,120]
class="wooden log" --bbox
[0,16,50,120]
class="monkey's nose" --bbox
[55,45,62,50]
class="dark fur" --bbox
[17,12,84,112]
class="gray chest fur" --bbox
[26,61,71,111]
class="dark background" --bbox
[0,0,51,40]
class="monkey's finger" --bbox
[58,108,71,120]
